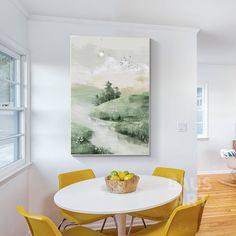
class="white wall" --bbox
[198,64,236,173]
[0,0,28,48]
[0,172,29,236]
[28,17,198,224]
[0,1,29,236]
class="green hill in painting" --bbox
[90,93,149,143]
[71,85,102,104]
[71,122,112,154]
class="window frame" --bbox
[0,35,31,182]
[197,84,208,139]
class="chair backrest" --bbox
[16,206,62,236]
[152,167,185,204]
[58,169,96,189]
[163,196,208,236]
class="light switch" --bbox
[177,122,188,132]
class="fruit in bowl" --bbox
[105,170,140,194]
[109,170,135,180]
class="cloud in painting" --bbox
[72,55,149,92]
[92,56,149,75]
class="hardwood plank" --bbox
[197,174,236,236]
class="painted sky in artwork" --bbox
[71,36,149,93]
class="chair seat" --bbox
[132,222,166,236]
[61,209,110,225]
[130,199,179,221]
[62,226,105,236]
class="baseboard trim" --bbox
[198,169,231,175]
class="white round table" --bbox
[54,175,182,236]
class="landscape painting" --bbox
[71,36,150,155]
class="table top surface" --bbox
[54,175,182,214]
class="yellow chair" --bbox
[16,206,105,236]
[131,196,208,236]
[58,169,116,231]
[128,167,185,232]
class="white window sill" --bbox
[197,136,209,140]
[0,161,32,185]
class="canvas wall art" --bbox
[71,36,150,155]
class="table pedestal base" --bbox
[115,213,127,236]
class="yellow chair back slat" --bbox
[131,196,208,236]
[58,169,96,189]
[152,167,185,204]
[16,206,61,236]
[129,167,185,222]
[164,196,208,236]
[58,169,109,225]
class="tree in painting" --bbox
[94,81,121,106]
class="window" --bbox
[197,84,208,138]
[0,43,29,178]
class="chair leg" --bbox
[141,218,147,228]
[128,216,135,236]
[100,218,107,233]
[113,216,118,230]
[58,218,66,230]
[63,223,77,230]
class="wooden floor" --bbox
[103,174,236,235]
[197,174,236,236]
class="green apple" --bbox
[124,174,134,180]
[110,170,118,176]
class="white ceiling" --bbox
[15,0,236,64]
